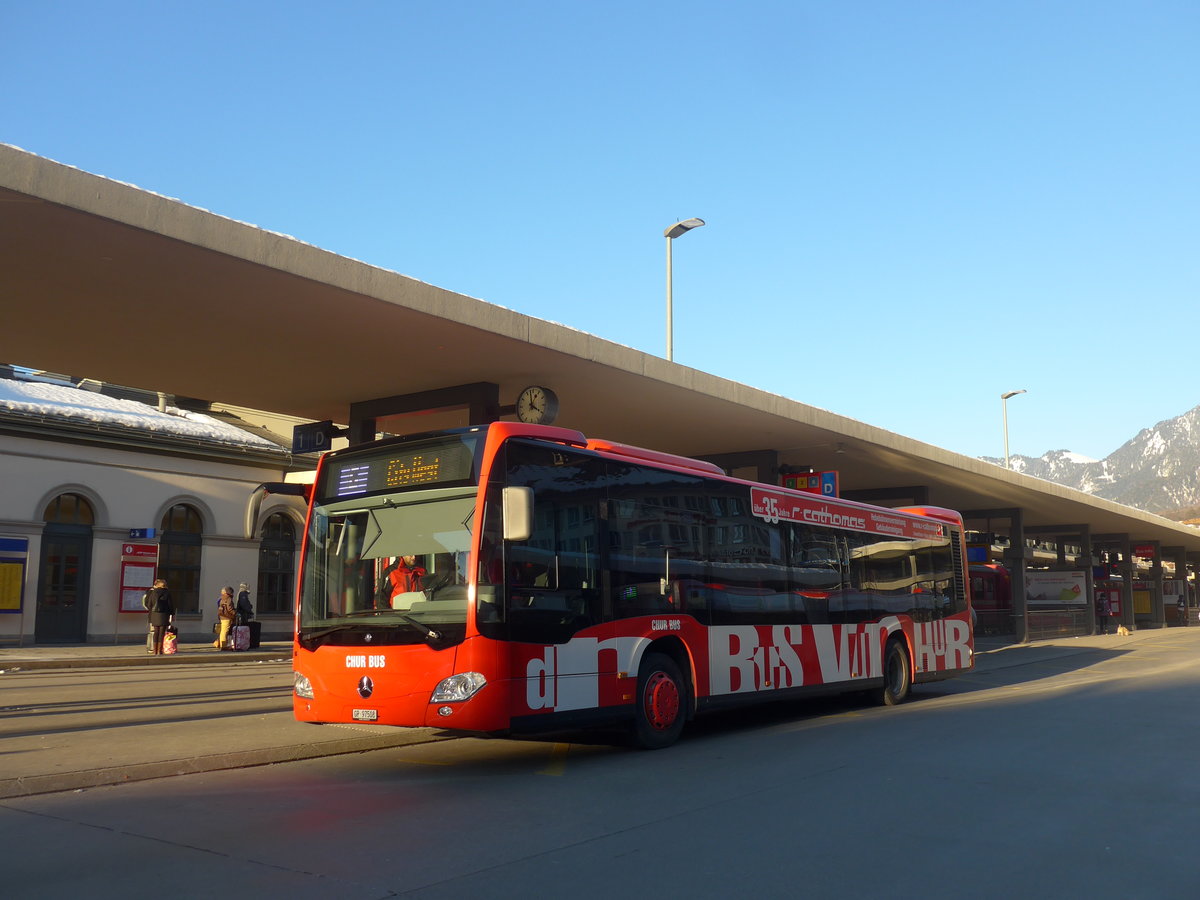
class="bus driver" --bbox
[376,555,426,609]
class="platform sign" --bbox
[0,536,29,613]
[119,542,158,613]
[782,470,839,498]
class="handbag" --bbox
[212,621,220,635]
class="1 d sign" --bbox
[294,420,340,454]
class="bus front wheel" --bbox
[633,652,686,750]
[880,638,911,706]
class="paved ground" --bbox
[0,640,447,799]
[0,628,1186,800]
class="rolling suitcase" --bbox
[230,624,251,651]
[247,620,262,649]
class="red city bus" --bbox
[291,422,974,748]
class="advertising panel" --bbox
[1026,570,1088,606]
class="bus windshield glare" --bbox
[299,429,483,649]
[299,487,476,648]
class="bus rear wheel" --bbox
[633,652,686,750]
[880,638,911,706]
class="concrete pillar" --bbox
[1146,541,1165,629]
[1118,541,1135,631]
[1005,510,1029,643]
[1164,546,1187,626]
[1080,528,1095,634]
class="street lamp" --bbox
[1001,389,1027,469]
[664,217,705,361]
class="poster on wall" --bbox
[1026,570,1088,606]
[118,542,158,613]
[0,536,29,613]
[1163,580,1186,607]
[1132,581,1152,616]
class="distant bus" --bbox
[969,563,1013,635]
[290,422,974,748]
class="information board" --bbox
[119,542,159,613]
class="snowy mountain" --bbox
[982,406,1200,514]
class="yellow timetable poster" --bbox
[0,561,23,611]
[1133,589,1151,615]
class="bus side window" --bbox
[605,493,705,621]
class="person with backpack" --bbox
[235,583,254,624]
[145,578,175,655]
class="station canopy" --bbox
[3,143,1198,556]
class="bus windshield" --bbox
[298,486,476,649]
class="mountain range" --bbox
[980,405,1200,517]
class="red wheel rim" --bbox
[643,670,680,731]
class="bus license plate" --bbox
[352,709,378,721]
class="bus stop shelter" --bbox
[4,142,1199,640]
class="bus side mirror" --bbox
[502,486,533,542]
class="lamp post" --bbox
[1001,389,1027,469]
[664,217,705,361]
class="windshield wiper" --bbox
[397,613,442,642]
[300,624,353,642]
[338,608,442,642]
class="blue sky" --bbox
[4,1,1197,461]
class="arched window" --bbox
[257,512,296,615]
[43,492,96,525]
[159,504,203,615]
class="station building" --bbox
[0,368,308,645]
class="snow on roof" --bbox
[0,378,285,451]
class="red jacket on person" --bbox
[377,559,425,608]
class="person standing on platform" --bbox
[236,582,254,623]
[146,578,174,655]
[1097,594,1112,635]
[213,586,236,650]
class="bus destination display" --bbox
[326,439,476,498]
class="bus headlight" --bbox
[293,671,315,699]
[431,671,487,703]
